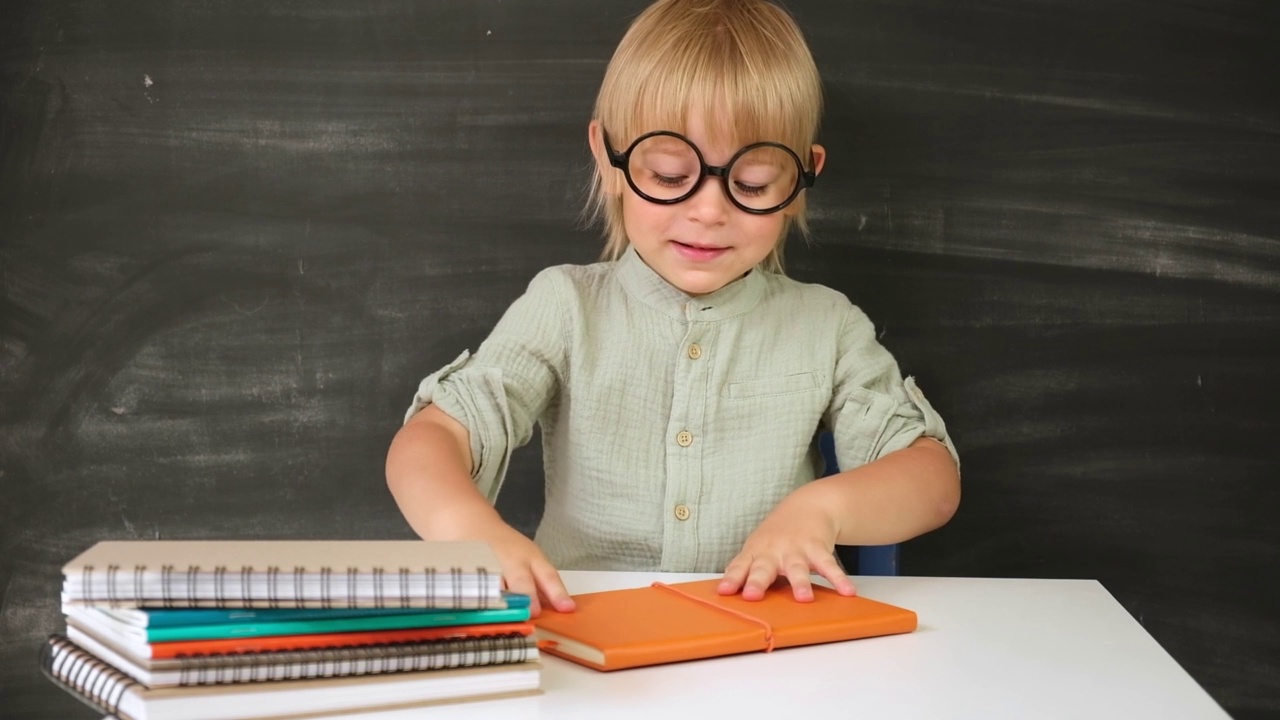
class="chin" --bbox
[671,273,731,297]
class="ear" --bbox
[810,143,827,177]
[784,143,827,218]
[588,120,623,196]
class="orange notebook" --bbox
[533,579,917,671]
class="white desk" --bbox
[119,571,1231,720]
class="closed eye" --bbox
[653,173,690,188]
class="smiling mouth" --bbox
[671,241,730,262]
[672,240,727,251]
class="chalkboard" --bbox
[2,1,1278,717]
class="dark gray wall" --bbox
[2,1,1277,717]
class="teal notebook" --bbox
[103,592,530,628]
[113,604,532,642]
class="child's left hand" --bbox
[717,485,858,602]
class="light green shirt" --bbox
[406,247,958,572]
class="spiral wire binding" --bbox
[73,564,497,609]
[41,635,139,719]
[319,566,331,609]
[167,633,534,686]
[42,632,533,703]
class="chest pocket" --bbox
[726,371,821,400]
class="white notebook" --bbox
[62,540,503,609]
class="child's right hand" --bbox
[477,519,576,617]
[386,406,575,616]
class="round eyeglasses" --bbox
[603,130,817,215]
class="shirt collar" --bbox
[615,245,766,322]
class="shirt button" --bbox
[674,504,691,521]
[676,430,693,447]
[687,343,702,360]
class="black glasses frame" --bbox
[603,130,817,215]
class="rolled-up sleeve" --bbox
[402,269,569,501]
[825,306,960,473]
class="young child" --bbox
[386,0,960,616]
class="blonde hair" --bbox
[587,0,823,274]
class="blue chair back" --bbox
[820,432,900,576]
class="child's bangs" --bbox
[619,73,806,158]
[599,3,820,158]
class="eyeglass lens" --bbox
[625,134,802,212]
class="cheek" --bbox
[621,194,672,237]
[741,215,786,245]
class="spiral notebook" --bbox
[41,635,542,720]
[63,627,538,688]
[61,540,503,609]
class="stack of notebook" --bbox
[42,540,540,720]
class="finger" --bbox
[717,555,752,596]
[782,560,815,602]
[501,566,542,617]
[811,553,857,596]
[741,558,779,601]
[531,560,576,614]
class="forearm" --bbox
[798,437,960,547]
[386,405,574,614]
[385,405,504,540]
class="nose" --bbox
[683,175,732,225]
